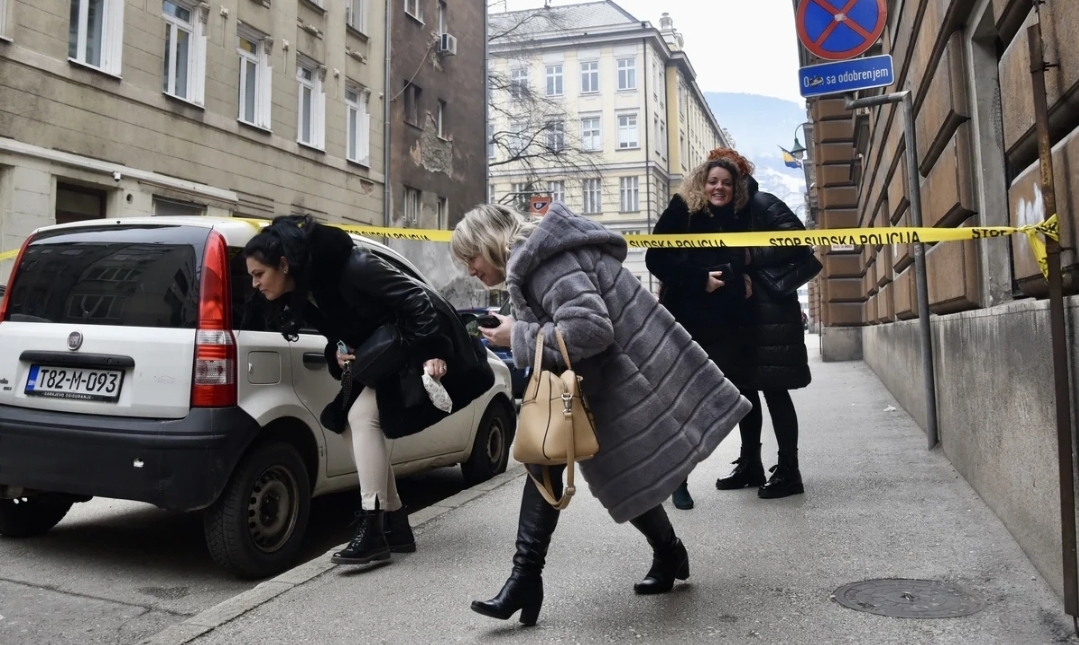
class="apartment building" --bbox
[0,0,387,282]
[793,0,1079,602]
[487,1,729,287]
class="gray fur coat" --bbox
[507,203,752,523]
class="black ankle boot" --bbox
[758,451,804,499]
[471,467,562,626]
[715,444,766,490]
[629,505,690,595]
[384,508,416,553]
[331,507,391,565]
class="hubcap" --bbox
[486,417,505,465]
[247,465,300,553]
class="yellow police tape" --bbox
[0,215,1061,279]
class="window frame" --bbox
[296,60,326,150]
[404,82,421,126]
[404,0,423,22]
[237,27,272,130]
[162,1,207,106]
[347,0,368,34]
[619,177,640,212]
[618,113,639,149]
[582,178,602,214]
[545,64,563,97]
[68,0,125,76]
[437,99,446,139]
[616,57,636,91]
[510,66,529,99]
[346,85,371,166]
[404,186,421,225]
[436,196,448,229]
[545,121,564,152]
[437,1,446,34]
[581,116,601,151]
[547,180,565,204]
[580,60,599,94]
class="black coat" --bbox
[300,224,494,438]
[744,178,811,391]
[645,195,754,388]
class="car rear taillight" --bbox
[191,231,237,408]
[0,235,34,323]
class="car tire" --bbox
[204,441,311,579]
[462,400,514,486]
[0,496,74,538]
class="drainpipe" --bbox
[383,0,393,229]
[1029,17,1078,634]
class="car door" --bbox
[288,330,360,478]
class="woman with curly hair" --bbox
[647,149,811,507]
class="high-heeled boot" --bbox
[629,505,690,595]
[471,468,563,626]
[715,443,766,490]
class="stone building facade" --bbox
[0,0,388,282]
[795,0,1079,601]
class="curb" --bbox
[140,465,527,645]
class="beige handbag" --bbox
[513,329,599,509]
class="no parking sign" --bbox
[796,0,887,61]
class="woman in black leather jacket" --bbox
[648,150,811,503]
[244,215,493,566]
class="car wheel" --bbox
[462,400,514,486]
[0,496,74,538]
[204,441,311,579]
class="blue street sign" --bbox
[798,54,894,98]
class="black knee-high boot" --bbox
[629,505,690,595]
[470,467,563,626]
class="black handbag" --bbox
[349,323,407,388]
[754,248,823,297]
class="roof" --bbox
[489,1,640,41]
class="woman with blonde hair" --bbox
[648,149,812,506]
[451,202,750,626]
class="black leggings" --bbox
[738,388,799,454]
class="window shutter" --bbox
[360,107,371,165]
[258,45,273,129]
[103,0,125,75]
[190,7,208,106]
[313,73,326,149]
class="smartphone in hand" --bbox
[477,315,501,329]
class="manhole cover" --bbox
[832,579,986,619]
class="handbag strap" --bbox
[534,328,575,371]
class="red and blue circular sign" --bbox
[796,0,888,61]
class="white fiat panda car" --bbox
[0,217,515,578]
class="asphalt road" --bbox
[0,466,470,645]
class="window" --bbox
[511,67,533,99]
[582,178,601,214]
[56,183,106,225]
[488,184,496,203]
[437,197,448,229]
[508,119,527,155]
[296,60,326,149]
[238,28,272,129]
[404,82,421,125]
[437,100,446,138]
[547,181,565,204]
[487,123,496,159]
[617,58,636,90]
[347,0,367,33]
[680,132,687,168]
[404,0,422,21]
[154,197,204,217]
[437,1,446,34]
[580,61,599,93]
[68,0,124,75]
[346,86,371,165]
[545,121,564,152]
[545,64,563,96]
[581,117,601,151]
[620,177,639,212]
[404,187,420,225]
[618,114,638,149]
[510,182,529,210]
[162,2,207,104]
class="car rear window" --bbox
[3,225,210,328]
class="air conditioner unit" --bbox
[438,33,458,56]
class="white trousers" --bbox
[343,387,402,512]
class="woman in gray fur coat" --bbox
[451,202,751,627]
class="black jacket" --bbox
[301,223,494,437]
[744,178,811,391]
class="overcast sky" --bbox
[499,0,805,105]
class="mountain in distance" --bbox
[704,92,809,219]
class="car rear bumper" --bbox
[0,404,260,512]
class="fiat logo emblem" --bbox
[67,332,83,351]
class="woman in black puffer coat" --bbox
[712,149,811,499]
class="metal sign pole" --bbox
[845,91,939,450]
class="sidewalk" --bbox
[147,352,1076,644]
